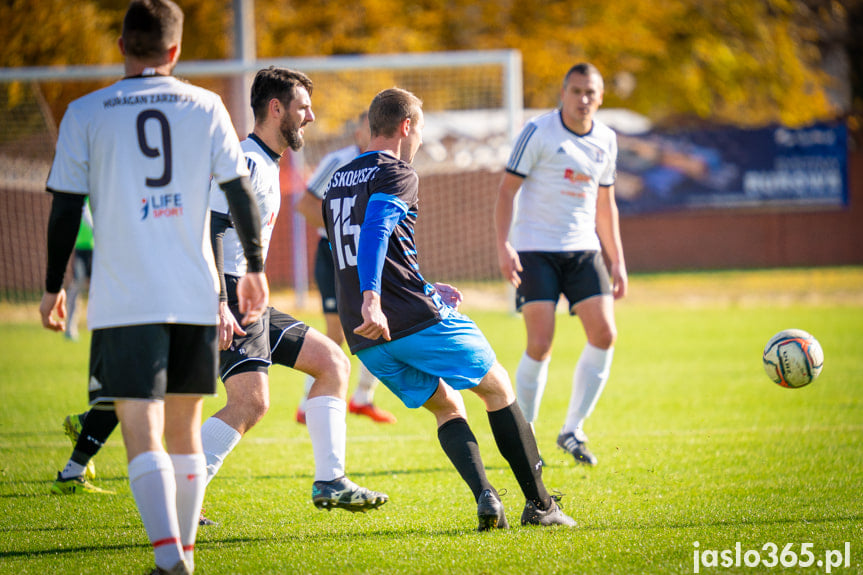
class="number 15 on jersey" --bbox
[328,196,361,270]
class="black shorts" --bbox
[314,237,338,314]
[89,323,218,405]
[221,275,310,380]
[515,251,611,314]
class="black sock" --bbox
[71,407,119,465]
[437,417,495,502]
[487,402,551,509]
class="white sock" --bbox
[298,375,316,411]
[350,363,378,406]
[128,451,183,570]
[60,460,86,479]
[562,343,614,438]
[170,454,206,572]
[201,417,241,485]
[305,395,347,482]
[515,352,550,423]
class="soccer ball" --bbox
[762,329,824,388]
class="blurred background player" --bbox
[52,407,118,495]
[202,67,387,518]
[53,198,120,496]
[324,87,575,529]
[64,199,93,341]
[295,110,397,424]
[495,63,627,467]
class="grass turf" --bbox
[0,268,861,574]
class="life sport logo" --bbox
[141,193,184,220]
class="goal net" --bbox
[0,50,522,304]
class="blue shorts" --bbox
[356,306,496,408]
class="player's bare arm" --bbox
[296,191,325,228]
[494,171,525,287]
[355,290,391,341]
[217,301,246,350]
[236,272,269,325]
[596,184,628,299]
[39,289,67,332]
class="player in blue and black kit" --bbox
[322,87,575,529]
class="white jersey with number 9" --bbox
[46,75,249,330]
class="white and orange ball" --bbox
[762,329,824,388]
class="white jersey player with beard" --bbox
[198,67,388,519]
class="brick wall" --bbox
[3,149,861,299]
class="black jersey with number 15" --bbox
[322,151,442,353]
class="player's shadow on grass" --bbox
[0,430,69,439]
[0,528,471,560]
[0,541,152,559]
[0,465,516,498]
[578,513,863,532]
[0,476,128,497]
[253,465,513,481]
[5,512,862,560]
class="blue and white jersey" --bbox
[506,109,617,252]
[46,75,248,329]
[306,144,360,238]
[209,134,282,276]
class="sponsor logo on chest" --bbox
[141,193,184,220]
[564,168,592,184]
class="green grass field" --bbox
[1,268,862,574]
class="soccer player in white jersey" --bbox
[39,1,268,574]
[495,63,628,467]
[295,110,397,425]
[201,67,387,516]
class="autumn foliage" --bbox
[0,0,855,128]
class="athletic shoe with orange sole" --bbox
[348,399,397,423]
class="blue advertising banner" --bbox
[614,121,848,215]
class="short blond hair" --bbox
[369,88,423,138]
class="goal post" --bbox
[0,50,523,304]
[277,50,523,308]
